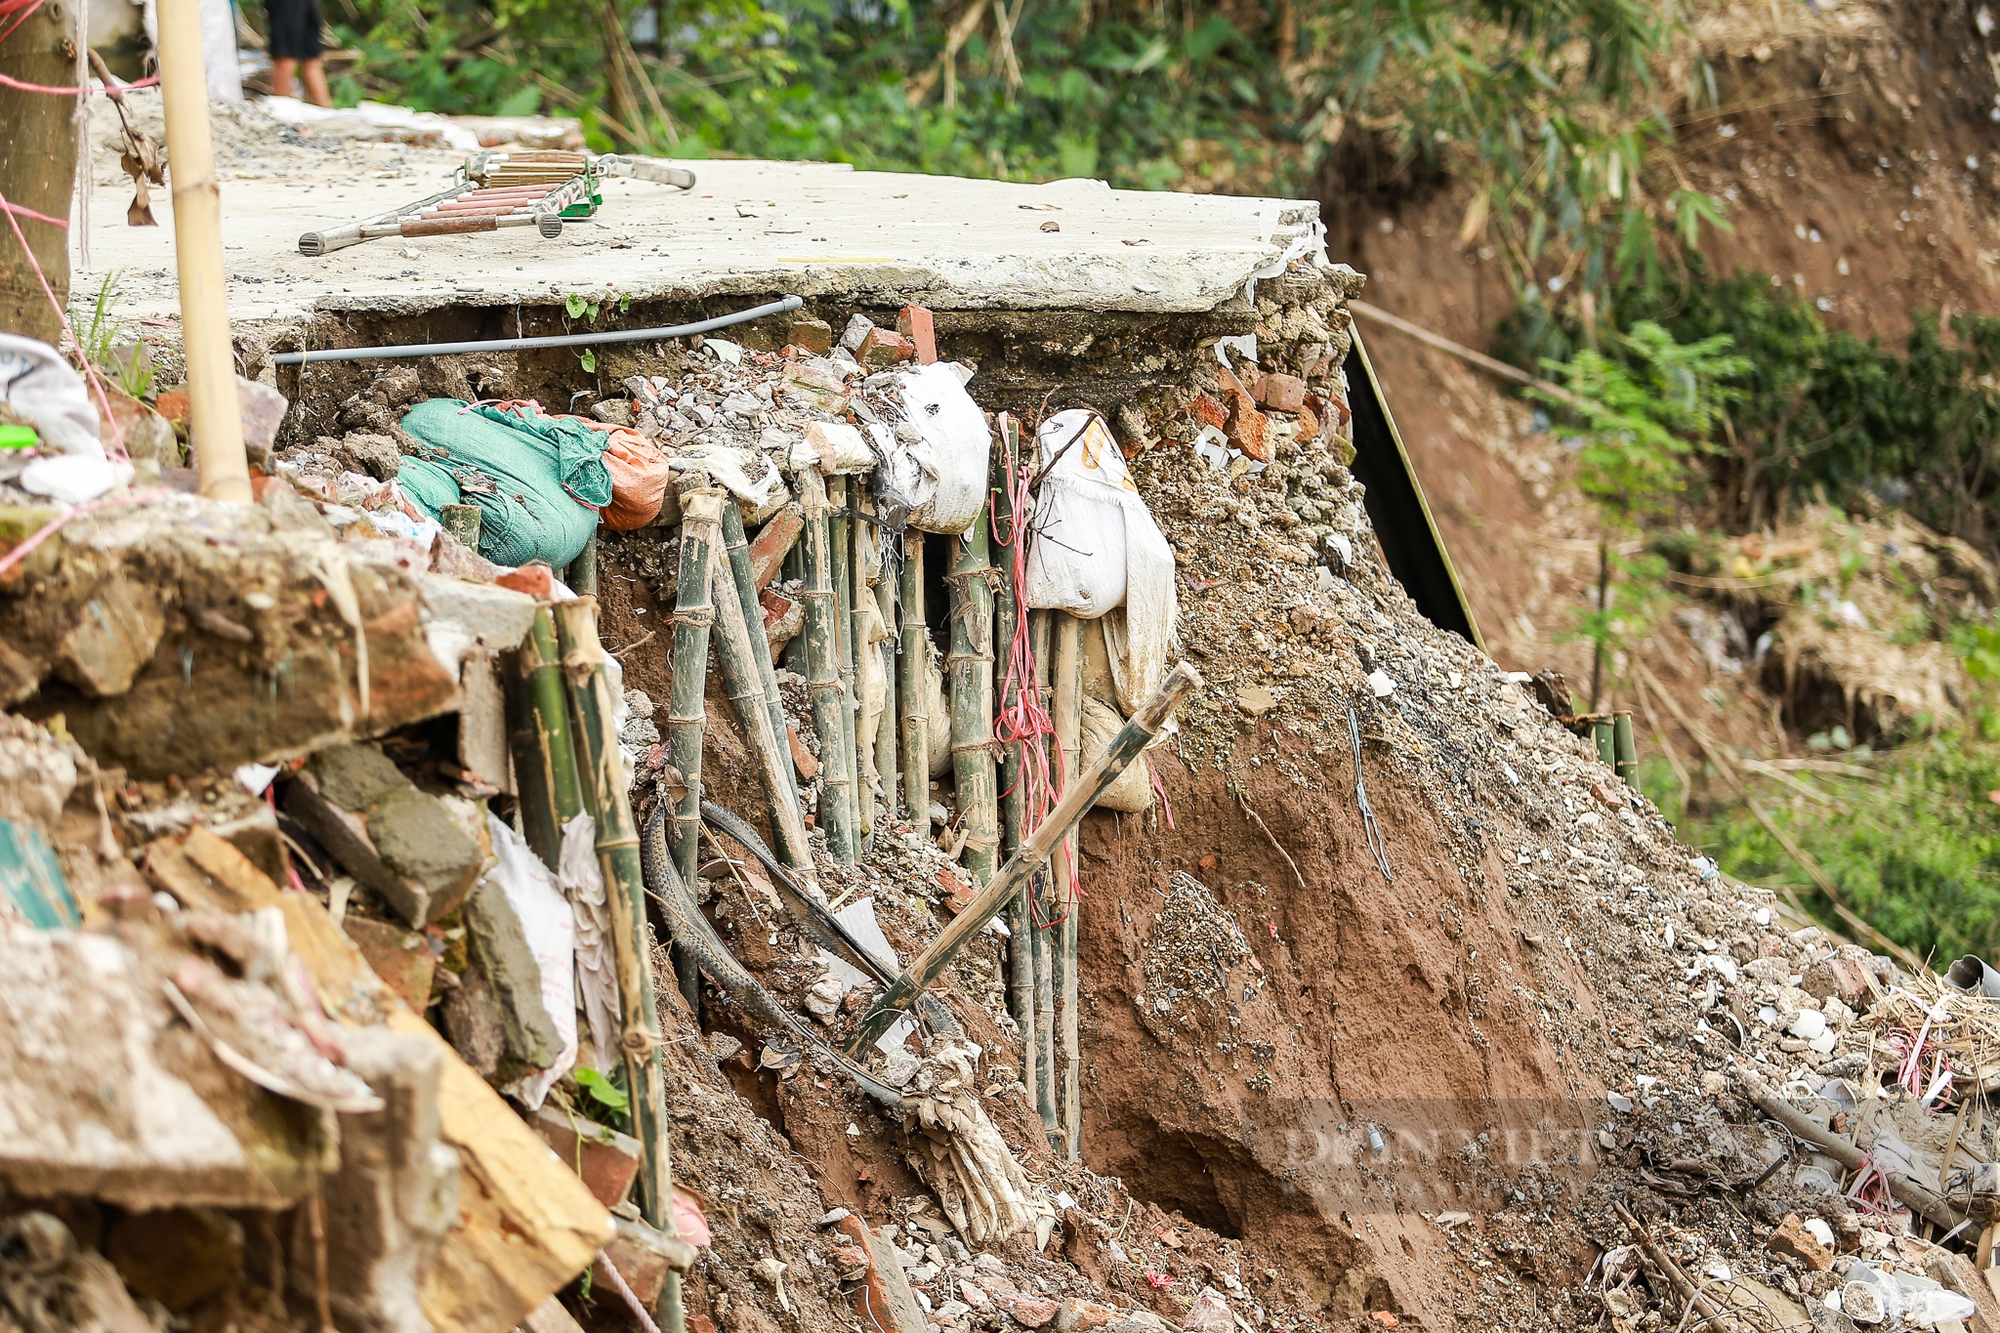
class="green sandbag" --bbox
[397,400,612,570]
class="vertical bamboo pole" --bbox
[567,527,600,597]
[720,502,800,820]
[830,477,863,849]
[156,0,250,503]
[800,469,857,863]
[948,515,999,886]
[553,598,685,1333]
[872,515,900,825]
[667,488,724,1012]
[1053,611,1084,1161]
[441,504,483,552]
[1030,608,1056,1135]
[505,608,584,871]
[994,443,1034,1086]
[898,535,930,821]
[710,537,816,879]
[853,489,880,840]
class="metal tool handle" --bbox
[598,155,696,189]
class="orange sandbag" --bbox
[559,416,671,530]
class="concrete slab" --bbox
[74,93,1322,327]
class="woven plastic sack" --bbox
[1079,695,1153,813]
[560,416,670,530]
[1024,411,1177,712]
[398,400,610,569]
[883,363,990,535]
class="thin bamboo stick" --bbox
[667,488,724,1013]
[800,469,858,863]
[710,527,816,881]
[830,477,864,850]
[871,510,900,825]
[949,516,999,886]
[994,450,1035,1107]
[1052,612,1083,1160]
[1028,608,1054,1133]
[505,607,584,871]
[719,501,800,823]
[853,488,881,840]
[552,597,686,1333]
[898,535,930,822]
[844,661,1203,1054]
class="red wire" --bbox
[0,198,66,229]
[0,0,46,48]
[0,70,159,94]
[989,412,1077,928]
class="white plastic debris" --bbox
[488,812,577,1108]
[703,338,744,365]
[883,361,992,535]
[0,335,103,465]
[1325,531,1354,567]
[1607,1091,1634,1113]
[1367,669,1396,698]
[19,453,128,505]
[233,763,281,796]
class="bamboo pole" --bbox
[441,504,484,552]
[898,535,930,821]
[1028,608,1055,1133]
[667,488,724,1012]
[504,608,584,871]
[844,661,1202,1054]
[719,502,800,821]
[156,0,250,504]
[949,515,1000,886]
[1052,612,1083,1161]
[800,469,857,863]
[552,597,686,1333]
[567,527,600,597]
[994,451,1035,1108]
[830,477,864,849]
[709,523,816,880]
[871,512,900,824]
[853,488,881,840]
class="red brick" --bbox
[1296,401,1322,445]
[857,327,917,370]
[341,915,436,1011]
[530,1104,641,1208]
[896,306,938,365]
[154,388,191,426]
[496,562,554,599]
[1224,390,1269,461]
[787,724,820,781]
[1190,393,1227,429]
[788,317,834,355]
[1768,1213,1834,1272]
[1258,372,1307,413]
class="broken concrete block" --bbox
[0,923,327,1209]
[463,874,564,1075]
[316,1026,461,1333]
[336,431,404,480]
[788,316,834,355]
[441,959,507,1078]
[285,745,484,927]
[54,574,166,697]
[839,314,876,352]
[342,914,438,1011]
[420,573,538,675]
[857,327,917,370]
[529,1104,640,1207]
[457,647,514,794]
[897,306,938,365]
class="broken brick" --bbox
[529,1104,641,1208]
[857,327,917,370]
[496,562,555,599]
[1802,956,1873,1007]
[747,509,805,588]
[341,915,438,1011]
[1190,393,1228,429]
[1257,372,1307,413]
[787,724,820,781]
[788,316,834,355]
[1225,393,1269,461]
[896,305,938,364]
[1768,1213,1834,1271]
[1296,400,1323,445]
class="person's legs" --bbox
[300,57,330,106]
[270,55,298,97]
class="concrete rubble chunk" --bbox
[420,572,538,676]
[462,874,563,1075]
[286,744,484,927]
[54,574,166,697]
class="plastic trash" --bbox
[1947,954,2000,997]
[0,334,108,494]
[1023,410,1177,713]
[559,813,620,1075]
[486,812,577,1109]
[19,453,129,506]
[884,362,991,535]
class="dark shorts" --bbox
[266,0,323,62]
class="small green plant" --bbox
[572,1065,630,1115]
[73,272,154,401]
[1531,320,1749,708]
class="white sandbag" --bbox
[0,335,104,484]
[1079,696,1152,813]
[925,633,953,780]
[1025,411,1177,713]
[796,421,877,475]
[886,362,990,535]
[489,812,578,1108]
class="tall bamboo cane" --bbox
[852,489,880,840]
[1052,612,1084,1161]
[719,502,802,824]
[800,469,858,863]
[567,526,600,597]
[667,488,724,1012]
[1029,609,1056,1132]
[868,503,900,824]
[830,477,864,850]
[948,515,999,887]
[994,444,1036,1104]
[898,536,929,821]
[842,661,1202,1055]
[505,607,584,871]
[552,597,686,1333]
[710,535,817,881]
